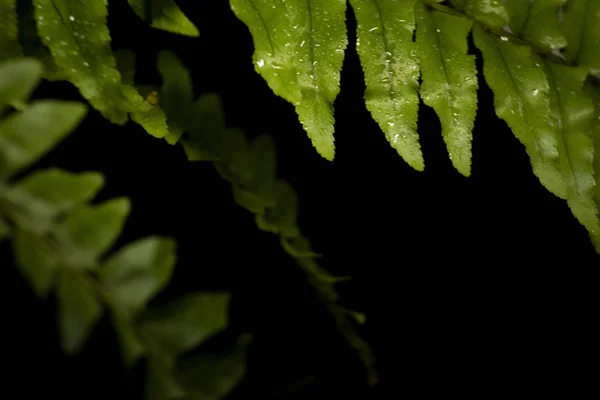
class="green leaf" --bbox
[156,50,194,144]
[230,0,348,160]
[0,100,87,180]
[558,0,600,77]
[111,312,145,367]
[256,180,299,238]
[177,339,250,400]
[115,49,137,86]
[57,269,103,354]
[98,236,177,316]
[0,58,42,114]
[217,128,255,186]
[52,198,131,268]
[248,134,277,203]
[450,0,509,30]
[416,2,477,176]
[0,0,23,60]
[17,0,65,81]
[146,356,186,400]
[33,0,153,125]
[350,0,423,171]
[128,0,199,37]
[0,217,10,241]
[503,0,568,53]
[473,25,565,198]
[543,62,599,234]
[587,81,600,250]
[13,228,58,297]
[15,168,104,213]
[183,94,226,158]
[2,169,104,234]
[139,292,231,356]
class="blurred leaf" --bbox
[146,355,187,400]
[4,169,105,233]
[256,180,299,238]
[156,50,194,144]
[53,198,131,268]
[140,292,230,356]
[177,339,250,400]
[0,217,10,241]
[57,269,103,354]
[111,312,145,367]
[128,0,199,37]
[0,58,42,114]
[13,228,58,297]
[0,100,87,180]
[98,236,177,316]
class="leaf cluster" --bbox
[0,57,245,400]
[231,0,600,254]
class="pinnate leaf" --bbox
[53,198,131,268]
[0,100,87,180]
[543,62,598,234]
[139,292,231,356]
[416,1,477,176]
[350,0,423,171]
[127,0,199,37]
[0,58,42,114]
[473,25,564,198]
[98,236,177,316]
[450,0,508,30]
[0,0,22,60]
[57,269,103,354]
[13,228,59,297]
[230,0,348,160]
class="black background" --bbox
[3,1,599,398]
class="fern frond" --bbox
[229,0,348,160]
[416,0,477,176]
[127,0,199,37]
[149,49,379,385]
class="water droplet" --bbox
[256,59,265,67]
[500,36,509,41]
[369,27,378,32]
[532,89,538,96]
[69,15,75,21]
[83,61,89,67]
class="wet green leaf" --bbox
[0,100,87,180]
[33,0,154,125]
[543,62,599,234]
[57,269,103,354]
[587,81,600,250]
[98,236,177,316]
[53,198,131,268]
[503,0,568,52]
[13,228,58,297]
[450,0,508,30]
[139,292,231,356]
[350,0,423,170]
[17,0,64,80]
[558,0,600,77]
[473,25,564,198]
[128,0,199,37]
[230,0,348,160]
[0,58,42,114]
[416,2,477,176]
[0,0,23,60]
